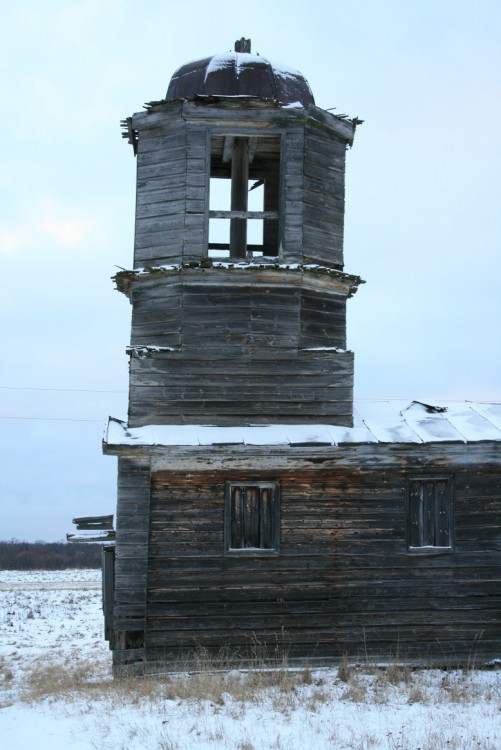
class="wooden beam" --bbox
[222,136,234,164]
[229,138,249,259]
[209,210,278,220]
[66,530,116,543]
[72,514,114,530]
[248,137,258,164]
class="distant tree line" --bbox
[0,540,102,570]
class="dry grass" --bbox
[18,647,501,713]
[18,646,322,709]
[7,649,500,750]
[385,726,501,750]
[0,655,13,683]
[21,657,112,705]
[0,655,15,708]
[340,674,369,703]
[336,653,353,683]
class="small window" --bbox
[225,482,280,554]
[407,477,453,551]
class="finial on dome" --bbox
[234,38,251,53]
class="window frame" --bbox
[406,476,454,554]
[224,481,280,556]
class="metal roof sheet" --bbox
[166,50,314,106]
[104,401,501,449]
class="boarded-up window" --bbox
[407,478,453,550]
[225,482,279,553]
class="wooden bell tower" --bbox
[107,40,363,673]
[116,38,362,428]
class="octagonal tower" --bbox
[116,38,362,427]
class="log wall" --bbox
[134,105,187,267]
[303,123,346,268]
[127,270,354,426]
[112,456,151,674]
[135,458,501,670]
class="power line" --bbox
[0,384,126,422]
[0,386,126,394]
[0,416,108,423]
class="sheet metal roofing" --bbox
[104,401,501,449]
[166,50,314,107]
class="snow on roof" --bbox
[166,50,315,107]
[103,401,501,449]
[204,53,305,80]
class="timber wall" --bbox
[127,270,353,426]
[303,123,346,268]
[112,457,151,672]
[127,462,501,670]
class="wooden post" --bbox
[230,138,249,258]
[234,38,251,53]
[102,545,115,646]
[263,171,279,254]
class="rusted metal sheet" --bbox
[166,45,315,106]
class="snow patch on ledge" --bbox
[126,345,180,359]
[118,261,360,278]
[301,347,347,353]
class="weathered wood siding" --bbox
[184,124,209,263]
[299,288,346,349]
[127,269,354,426]
[130,278,183,349]
[131,101,354,270]
[134,104,187,268]
[112,457,151,673]
[280,125,305,264]
[303,124,346,269]
[139,459,501,669]
[128,350,353,425]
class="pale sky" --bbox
[1,0,500,541]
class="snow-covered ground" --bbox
[1,569,500,750]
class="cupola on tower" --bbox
[116,38,363,427]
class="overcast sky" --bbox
[1,0,500,542]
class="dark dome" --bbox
[166,50,314,107]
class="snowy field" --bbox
[1,569,500,750]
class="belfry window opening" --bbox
[209,135,280,259]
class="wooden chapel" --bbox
[102,39,501,674]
